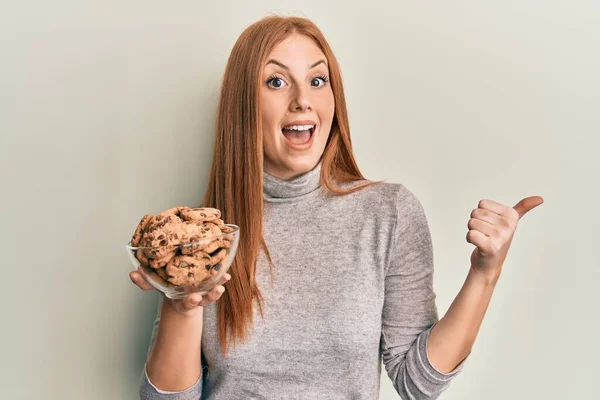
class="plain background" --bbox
[1,1,599,399]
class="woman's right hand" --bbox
[129,270,231,316]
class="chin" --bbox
[287,156,321,172]
[267,156,321,180]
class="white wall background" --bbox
[1,1,598,399]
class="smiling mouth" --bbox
[281,125,315,145]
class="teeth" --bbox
[282,125,315,131]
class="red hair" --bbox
[201,15,381,357]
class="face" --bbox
[260,34,335,180]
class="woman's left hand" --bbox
[467,196,544,284]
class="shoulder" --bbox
[335,179,424,210]
[329,180,427,225]
[355,182,433,265]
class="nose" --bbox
[288,85,312,112]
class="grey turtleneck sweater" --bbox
[139,162,466,399]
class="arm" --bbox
[380,186,465,400]
[428,195,544,373]
[148,298,204,388]
[131,268,231,399]
[139,296,204,399]
[427,267,494,373]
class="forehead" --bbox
[265,34,326,65]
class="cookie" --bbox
[131,214,153,247]
[147,214,183,234]
[145,267,175,289]
[158,206,187,218]
[135,248,150,267]
[179,207,221,223]
[200,238,226,255]
[209,248,227,265]
[221,225,235,233]
[203,222,224,236]
[141,240,178,261]
[155,267,168,281]
[212,218,226,229]
[149,249,177,269]
[179,222,223,255]
[140,214,183,259]
[166,252,212,286]
[181,235,226,256]
[221,225,236,241]
[179,238,212,255]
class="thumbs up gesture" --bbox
[467,196,544,284]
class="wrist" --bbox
[468,265,501,287]
[162,296,204,319]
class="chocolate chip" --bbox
[188,272,194,278]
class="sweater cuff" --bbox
[140,362,202,399]
[417,324,468,382]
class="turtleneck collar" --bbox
[263,161,323,203]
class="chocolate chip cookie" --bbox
[166,252,213,286]
[179,207,221,223]
[131,214,153,247]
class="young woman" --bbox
[130,15,543,400]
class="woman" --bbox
[130,15,543,399]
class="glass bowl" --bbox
[125,224,239,299]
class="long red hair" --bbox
[201,15,381,357]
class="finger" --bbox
[179,293,203,311]
[477,199,514,219]
[467,218,496,237]
[466,229,490,251]
[199,285,225,307]
[513,196,544,219]
[129,271,154,291]
[217,273,231,286]
[470,208,505,227]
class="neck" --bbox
[262,161,323,202]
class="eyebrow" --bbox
[266,59,327,70]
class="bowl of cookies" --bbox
[125,206,239,299]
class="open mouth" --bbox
[281,125,315,146]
